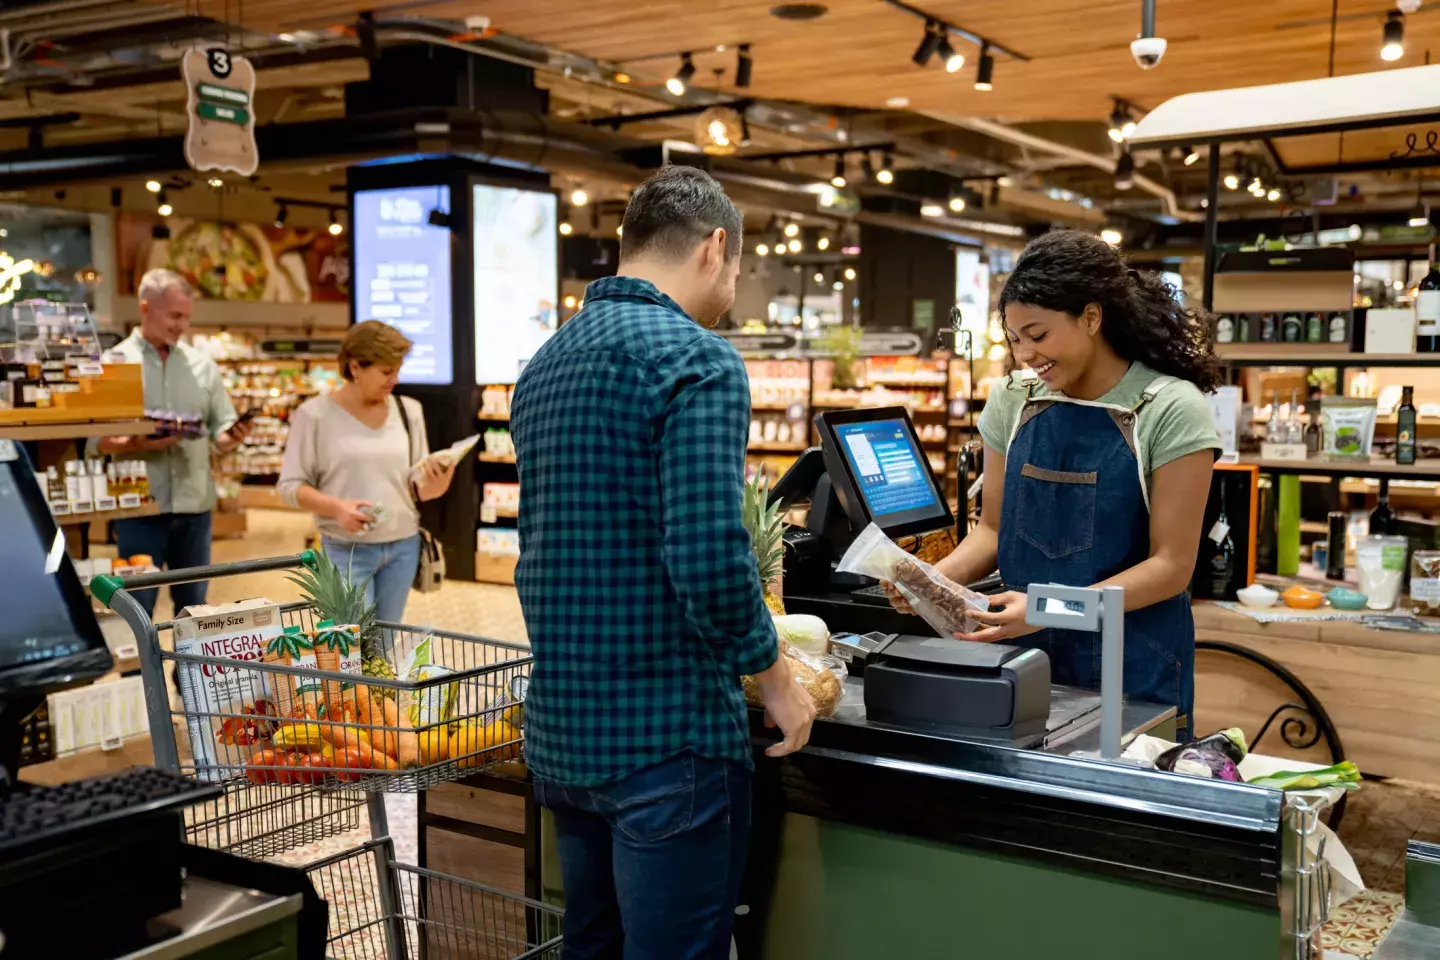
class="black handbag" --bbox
[395,396,446,593]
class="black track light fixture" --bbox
[1183,145,1200,166]
[1114,151,1136,191]
[936,33,965,73]
[860,153,876,182]
[1108,99,1136,143]
[831,154,847,189]
[1381,10,1405,62]
[877,152,895,185]
[735,43,753,87]
[912,21,942,67]
[974,42,994,91]
[667,53,697,96]
[274,203,289,228]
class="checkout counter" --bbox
[0,440,323,959]
[416,407,1344,959]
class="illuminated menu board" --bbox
[353,186,453,386]
[473,184,558,385]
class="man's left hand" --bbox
[953,590,1040,644]
[217,418,253,453]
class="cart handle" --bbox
[91,549,318,607]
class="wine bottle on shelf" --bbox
[1287,389,1304,443]
[1267,390,1281,442]
[1370,478,1396,535]
[1418,245,1440,353]
[1207,482,1238,599]
[1397,385,1418,466]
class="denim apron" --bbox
[996,371,1195,739]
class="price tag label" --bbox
[481,503,497,524]
[1208,519,1231,545]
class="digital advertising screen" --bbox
[353,185,454,386]
[473,184,558,385]
[835,419,940,519]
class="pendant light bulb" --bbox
[1381,11,1405,61]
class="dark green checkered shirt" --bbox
[511,276,779,787]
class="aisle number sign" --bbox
[182,47,258,177]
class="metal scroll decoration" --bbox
[1390,129,1440,161]
[1252,702,1325,752]
[1195,639,1348,831]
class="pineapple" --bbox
[741,471,787,616]
[288,550,396,699]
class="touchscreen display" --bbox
[834,419,939,518]
[353,186,454,386]
[0,461,98,670]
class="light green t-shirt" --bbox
[978,361,1220,488]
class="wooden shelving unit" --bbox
[53,502,160,527]
[1235,454,1440,480]
[0,418,156,441]
[479,453,516,464]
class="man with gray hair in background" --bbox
[96,268,252,614]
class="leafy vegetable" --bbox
[1245,761,1362,792]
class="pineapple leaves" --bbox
[741,469,786,585]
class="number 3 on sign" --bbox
[207,48,232,78]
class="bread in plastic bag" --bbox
[743,640,845,718]
[836,523,989,636]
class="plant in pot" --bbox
[820,325,863,391]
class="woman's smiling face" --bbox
[1005,301,1104,394]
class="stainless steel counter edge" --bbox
[783,717,1287,833]
[119,878,303,960]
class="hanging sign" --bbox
[182,47,258,177]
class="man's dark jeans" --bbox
[533,751,752,960]
[114,511,213,615]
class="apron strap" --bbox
[1130,375,1178,414]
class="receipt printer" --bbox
[863,635,1051,742]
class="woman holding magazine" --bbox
[278,321,455,622]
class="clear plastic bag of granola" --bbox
[836,523,989,636]
[742,640,845,718]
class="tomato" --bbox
[274,751,299,785]
[294,753,330,786]
[335,748,364,782]
[247,749,280,785]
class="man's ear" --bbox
[707,227,727,274]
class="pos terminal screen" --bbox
[834,419,939,518]
[0,442,110,694]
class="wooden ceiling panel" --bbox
[131,0,1437,130]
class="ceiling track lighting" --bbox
[1381,10,1405,62]
[1182,145,1200,166]
[1107,98,1137,143]
[948,193,967,213]
[831,154,848,188]
[876,152,895,185]
[860,154,876,182]
[667,53,696,96]
[274,203,289,229]
[912,21,942,67]
[936,33,965,73]
[1409,186,1430,227]
[328,209,344,236]
[974,42,994,91]
[558,221,573,236]
[156,189,173,219]
[735,43,753,87]
[1114,151,1136,191]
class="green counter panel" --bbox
[542,810,1279,958]
[764,814,1277,958]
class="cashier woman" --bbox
[888,230,1221,738]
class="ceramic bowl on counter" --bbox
[1236,584,1279,608]
[1325,587,1369,611]
[1281,585,1325,610]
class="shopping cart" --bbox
[92,551,563,960]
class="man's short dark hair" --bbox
[619,165,743,264]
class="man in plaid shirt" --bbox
[511,165,815,959]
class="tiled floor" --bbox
[110,509,1440,957]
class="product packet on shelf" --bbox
[836,523,989,636]
[172,598,284,781]
[398,633,459,732]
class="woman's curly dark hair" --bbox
[998,229,1221,393]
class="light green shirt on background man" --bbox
[93,330,236,514]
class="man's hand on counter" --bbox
[756,655,816,758]
[954,590,1041,644]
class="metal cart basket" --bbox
[92,552,562,960]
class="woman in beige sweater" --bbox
[278,322,455,621]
